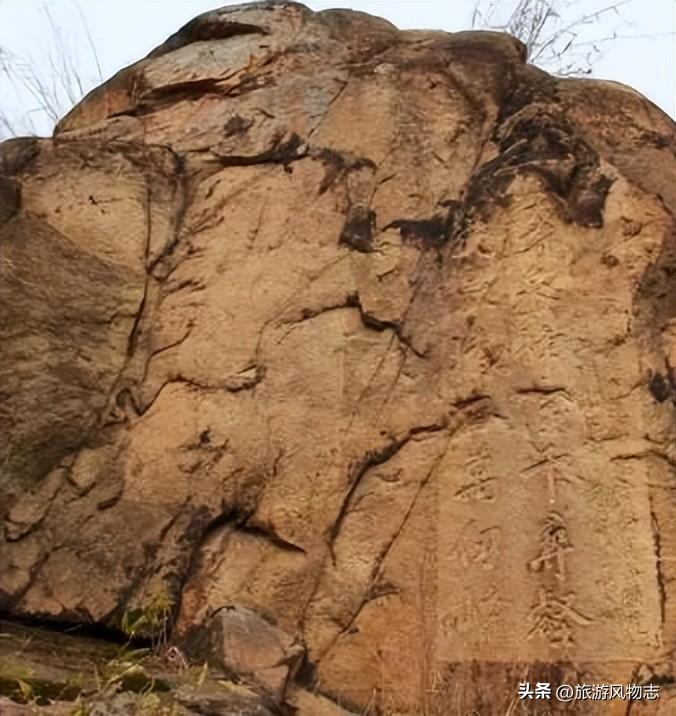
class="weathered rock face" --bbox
[1,1,675,714]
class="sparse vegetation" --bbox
[119,590,174,648]
[0,620,208,715]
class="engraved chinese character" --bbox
[527,588,593,647]
[528,512,572,580]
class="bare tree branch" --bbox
[470,0,660,77]
[0,1,103,139]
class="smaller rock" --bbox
[181,605,304,705]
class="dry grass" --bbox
[472,0,673,76]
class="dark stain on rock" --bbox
[149,17,268,60]
[0,136,40,176]
[212,132,306,169]
[223,114,254,136]
[339,205,376,253]
[227,72,276,99]
[384,210,453,249]
[634,221,676,333]
[451,160,514,240]
[640,130,675,152]
[394,216,447,244]
[495,64,558,125]
[316,147,347,195]
[137,70,276,112]
[295,655,317,687]
[314,147,376,195]
[460,109,615,232]
[497,115,573,160]
[148,504,223,626]
[648,372,671,403]
[0,177,21,225]
[567,173,613,228]
[409,57,617,236]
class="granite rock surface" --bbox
[1,2,675,714]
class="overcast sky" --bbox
[0,0,674,138]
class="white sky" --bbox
[0,0,674,137]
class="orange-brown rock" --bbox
[182,605,305,703]
[1,2,675,714]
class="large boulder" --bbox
[1,2,674,714]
